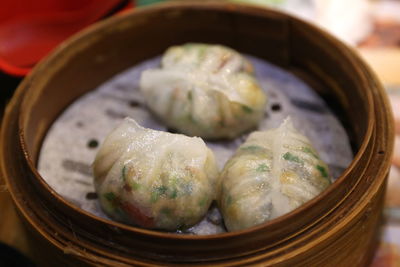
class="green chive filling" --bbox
[131,182,141,191]
[227,195,233,205]
[256,163,269,172]
[283,152,303,164]
[241,105,253,114]
[121,165,127,181]
[316,165,329,178]
[169,189,178,199]
[151,185,169,203]
[104,192,117,202]
[198,196,208,207]
[302,147,319,159]
[150,192,159,203]
[240,145,265,153]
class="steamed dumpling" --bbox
[93,118,219,231]
[218,118,331,231]
[140,43,267,139]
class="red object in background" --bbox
[0,0,132,76]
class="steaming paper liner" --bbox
[38,55,353,234]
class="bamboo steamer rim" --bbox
[18,0,376,238]
[1,1,394,265]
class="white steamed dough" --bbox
[93,118,219,231]
[218,117,331,231]
[140,43,267,139]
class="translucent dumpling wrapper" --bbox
[93,118,219,231]
[139,43,267,139]
[218,118,331,231]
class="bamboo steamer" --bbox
[0,2,394,266]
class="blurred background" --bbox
[0,0,399,266]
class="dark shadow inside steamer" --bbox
[17,4,375,261]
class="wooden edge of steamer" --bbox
[0,1,391,265]
[12,1,382,262]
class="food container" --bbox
[0,2,393,266]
